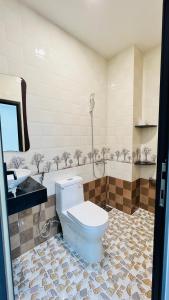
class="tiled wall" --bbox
[83,177,107,208]
[140,178,156,213]
[106,47,134,182]
[107,176,156,214]
[8,195,59,259]
[107,177,140,215]
[140,46,161,180]
[0,0,160,193]
[9,176,156,259]
[1,0,107,191]
[106,46,160,182]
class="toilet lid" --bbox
[67,201,108,227]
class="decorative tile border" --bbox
[7,146,157,175]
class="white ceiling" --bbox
[21,0,163,59]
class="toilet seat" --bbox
[67,201,108,228]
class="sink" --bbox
[7,169,31,191]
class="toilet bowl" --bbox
[55,176,108,263]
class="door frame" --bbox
[0,122,14,299]
[152,0,169,299]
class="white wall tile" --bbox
[1,0,107,193]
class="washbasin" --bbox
[7,169,31,191]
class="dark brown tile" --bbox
[11,247,21,260]
[116,187,123,196]
[140,187,149,196]
[132,181,136,190]
[83,183,89,193]
[136,179,140,187]
[132,189,136,198]
[95,195,101,202]
[109,177,115,185]
[101,185,106,193]
[123,181,132,190]
[109,192,115,201]
[101,192,106,201]
[116,203,123,211]
[95,179,101,187]
[140,178,149,188]
[123,198,131,207]
[89,189,95,198]
[20,228,33,244]
[9,221,19,236]
[140,202,148,210]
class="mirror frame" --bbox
[0,76,30,152]
[0,99,23,151]
[21,78,30,151]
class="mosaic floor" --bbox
[13,208,154,300]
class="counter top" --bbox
[7,177,47,215]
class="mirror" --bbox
[0,74,30,152]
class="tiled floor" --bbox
[13,208,154,300]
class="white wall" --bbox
[0,0,108,194]
[0,0,161,192]
[106,46,161,181]
[106,47,134,181]
[140,46,161,179]
[132,47,143,180]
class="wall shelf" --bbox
[134,161,156,166]
[135,124,157,128]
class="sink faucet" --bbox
[6,170,17,180]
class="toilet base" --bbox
[61,216,105,263]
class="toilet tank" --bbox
[55,176,84,214]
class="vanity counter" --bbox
[7,177,47,215]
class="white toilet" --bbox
[55,176,108,263]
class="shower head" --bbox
[89,93,95,113]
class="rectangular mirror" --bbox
[0,74,30,152]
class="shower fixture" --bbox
[89,93,106,178]
[89,93,95,113]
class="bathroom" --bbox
[0,0,166,299]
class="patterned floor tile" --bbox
[13,208,154,300]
